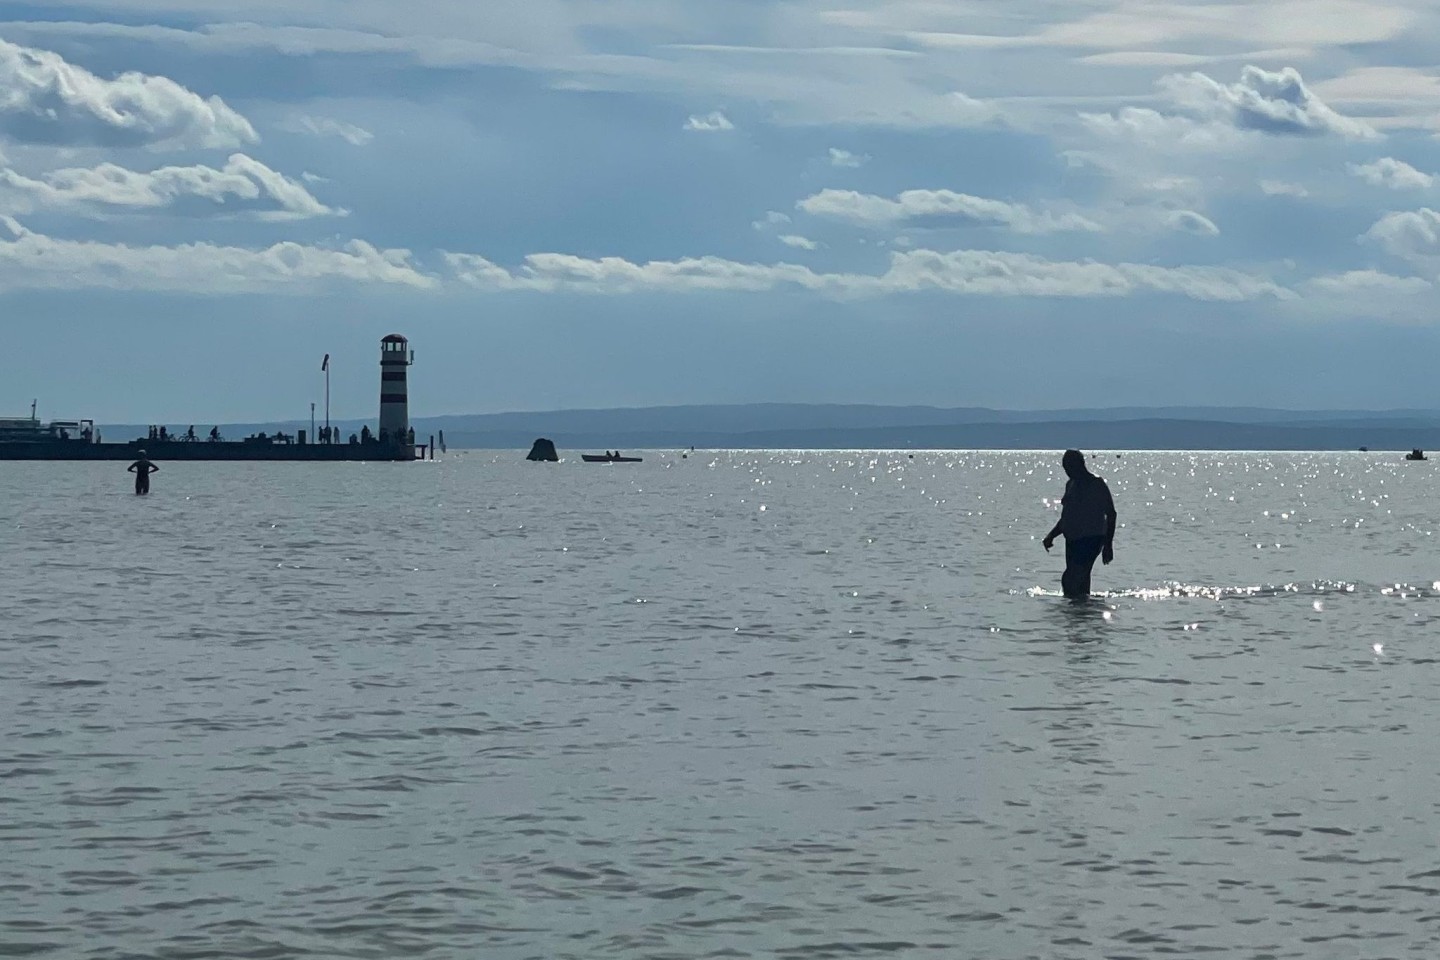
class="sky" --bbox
[6,0,1440,422]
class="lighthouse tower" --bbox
[378,334,413,444]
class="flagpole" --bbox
[322,353,331,442]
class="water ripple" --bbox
[5,453,1440,957]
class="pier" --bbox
[1,335,431,462]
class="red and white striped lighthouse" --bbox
[379,334,413,444]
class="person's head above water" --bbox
[137,449,147,457]
[1062,449,1089,479]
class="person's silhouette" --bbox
[1042,450,1117,600]
[127,450,159,495]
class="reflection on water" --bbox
[1025,579,1361,601]
[5,451,1440,957]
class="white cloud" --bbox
[1311,67,1440,131]
[0,19,1016,131]
[0,217,430,292]
[445,247,1290,302]
[1084,65,1379,150]
[1313,67,1440,106]
[1260,179,1309,197]
[752,210,791,231]
[1362,208,1440,263]
[1077,49,1313,68]
[1159,65,1379,140]
[879,250,1286,300]
[1348,157,1433,190]
[1303,269,1431,295]
[0,21,537,70]
[1078,51,1215,68]
[446,251,809,294]
[280,114,374,146]
[0,37,256,149]
[797,188,1102,234]
[0,7,1405,141]
[1079,107,1245,151]
[778,234,819,250]
[0,154,340,219]
[945,92,1000,126]
[828,148,868,168]
[13,0,1404,59]
[895,1,1411,52]
[1167,210,1220,235]
[684,111,733,132]
[1143,176,1201,194]
[1068,0,1411,48]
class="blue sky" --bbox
[6,0,1440,422]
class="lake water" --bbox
[4,450,1440,959]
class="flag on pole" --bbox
[321,353,330,371]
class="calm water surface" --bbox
[4,451,1440,959]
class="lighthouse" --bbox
[378,334,413,445]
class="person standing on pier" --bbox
[127,450,159,496]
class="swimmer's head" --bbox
[137,449,147,457]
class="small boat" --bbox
[582,453,643,463]
[1406,449,1427,461]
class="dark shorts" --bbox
[1062,535,1105,599]
[135,474,150,495]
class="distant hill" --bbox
[101,403,1440,451]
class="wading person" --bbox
[127,451,159,496]
[1042,449,1116,600]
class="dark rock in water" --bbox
[527,438,559,461]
